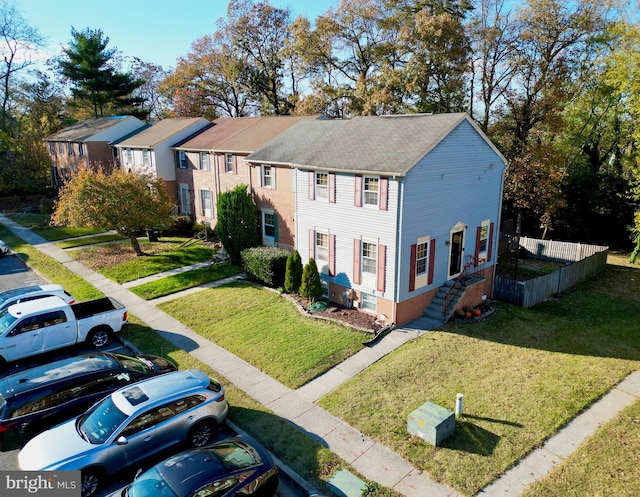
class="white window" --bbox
[362,242,377,274]
[315,172,328,199]
[125,149,133,164]
[200,189,212,218]
[360,292,377,313]
[67,143,74,155]
[225,154,234,173]
[262,165,274,188]
[200,152,210,171]
[479,221,490,254]
[177,151,188,169]
[315,232,328,262]
[78,143,85,157]
[143,150,151,167]
[416,241,429,276]
[179,184,190,214]
[363,177,379,205]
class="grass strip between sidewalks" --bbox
[128,264,242,300]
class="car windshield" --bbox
[125,468,178,497]
[117,356,151,374]
[0,309,17,334]
[210,441,262,469]
[78,396,127,444]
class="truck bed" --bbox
[70,297,124,320]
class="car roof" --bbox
[111,369,211,416]
[0,284,65,303]
[157,437,267,495]
[0,353,121,396]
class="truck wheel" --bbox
[87,328,111,348]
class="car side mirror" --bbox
[116,436,128,445]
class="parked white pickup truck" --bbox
[0,296,128,364]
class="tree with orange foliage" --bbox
[51,168,174,256]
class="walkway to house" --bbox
[1,214,638,497]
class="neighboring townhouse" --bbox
[247,113,508,326]
[113,118,212,204]
[46,116,146,188]
[173,115,320,248]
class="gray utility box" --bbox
[407,401,455,446]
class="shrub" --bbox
[241,246,289,287]
[300,258,323,301]
[163,216,194,236]
[284,250,303,293]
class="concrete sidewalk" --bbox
[1,215,638,497]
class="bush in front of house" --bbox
[300,257,323,301]
[241,246,289,287]
[284,250,303,293]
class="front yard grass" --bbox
[318,258,640,496]
[157,282,369,389]
[5,212,108,240]
[70,238,215,283]
[128,264,242,300]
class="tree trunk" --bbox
[128,233,144,256]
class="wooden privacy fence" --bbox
[493,239,608,308]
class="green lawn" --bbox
[5,212,109,240]
[70,238,215,283]
[129,264,242,299]
[55,233,127,248]
[2,215,638,496]
[157,282,369,389]
[317,260,640,496]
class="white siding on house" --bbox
[397,119,506,301]
[295,169,399,301]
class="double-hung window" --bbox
[125,149,133,165]
[315,172,328,199]
[58,142,64,154]
[200,152,210,171]
[262,165,274,188]
[315,232,328,262]
[201,189,213,218]
[48,142,55,154]
[362,242,377,275]
[416,242,429,276]
[67,143,74,155]
[78,143,85,157]
[225,154,234,173]
[479,223,489,253]
[363,177,379,206]
[177,151,188,169]
[143,150,151,167]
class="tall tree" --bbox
[51,168,174,256]
[0,1,44,131]
[159,30,255,118]
[128,58,171,120]
[224,0,293,115]
[58,27,147,118]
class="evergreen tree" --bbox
[300,257,323,301]
[284,250,302,293]
[216,184,260,265]
[58,27,147,118]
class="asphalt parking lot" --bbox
[0,253,298,497]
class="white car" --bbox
[0,240,9,255]
[0,283,75,311]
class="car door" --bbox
[40,309,76,351]
[3,315,44,361]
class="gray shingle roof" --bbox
[46,116,138,142]
[246,113,486,176]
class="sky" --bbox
[18,0,338,70]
